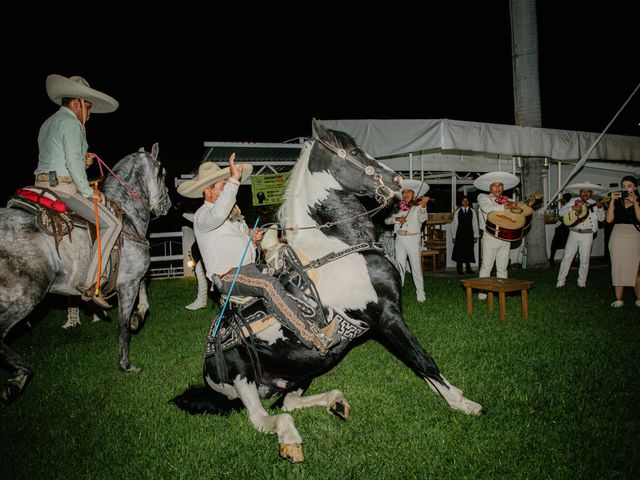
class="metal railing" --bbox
[149,231,184,278]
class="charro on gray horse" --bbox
[0,146,171,403]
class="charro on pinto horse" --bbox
[173,121,482,462]
[0,146,171,403]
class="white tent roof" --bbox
[321,118,640,163]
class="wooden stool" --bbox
[460,277,533,321]
[421,249,439,273]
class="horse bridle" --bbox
[148,168,169,219]
[314,136,398,205]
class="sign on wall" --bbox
[251,172,291,206]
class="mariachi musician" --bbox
[385,179,430,303]
[474,172,535,299]
[555,180,607,288]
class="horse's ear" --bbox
[312,118,328,140]
[151,143,160,161]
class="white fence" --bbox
[149,230,189,278]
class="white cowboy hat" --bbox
[565,180,607,195]
[46,74,119,113]
[398,179,430,198]
[473,172,519,192]
[177,162,253,198]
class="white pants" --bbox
[557,231,594,286]
[479,233,510,279]
[395,234,425,300]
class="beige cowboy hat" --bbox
[565,180,607,195]
[46,74,119,113]
[473,172,519,191]
[177,162,253,198]
[398,179,430,198]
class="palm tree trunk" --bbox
[510,0,547,267]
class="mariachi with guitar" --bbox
[561,181,611,227]
[474,171,543,242]
[484,192,543,241]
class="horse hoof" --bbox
[120,364,142,373]
[279,443,304,463]
[1,383,18,405]
[465,400,484,416]
[130,310,149,334]
[330,400,350,421]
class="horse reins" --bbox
[314,135,396,205]
[95,154,168,218]
[285,138,396,232]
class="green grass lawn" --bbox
[2,264,639,479]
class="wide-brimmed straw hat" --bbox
[565,180,607,195]
[398,179,430,198]
[46,74,119,113]
[177,162,253,198]
[473,172,519,192]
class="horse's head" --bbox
[311,119,401,204]
[106,144,172,221]
[144,144,172,218]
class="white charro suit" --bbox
[385,203,428,301]
[477,193,513,280]
[556,198,604,287]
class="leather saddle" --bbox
[7,186,123,298]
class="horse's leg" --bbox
[282,388,351,421]
[231,376,305,463]
[130,280,149,332]
[0,277,51,403]
[117,282,140,372]
[0,341,33,404]
[376,306,483,415]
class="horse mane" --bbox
[277,140,313,229]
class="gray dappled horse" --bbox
[0,146,171,403]
[173,121,482,462]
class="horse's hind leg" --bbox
[423,374,482,415]
[0,340,33,404]
[231,376,305,463]
[377,307,483,415]
[116,283,140,372]
[129,280,149,333]
[282,388,351,421]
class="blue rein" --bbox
[212,217,260,339]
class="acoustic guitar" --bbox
[562,195,612,227]
[485,192,543,242]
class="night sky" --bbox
[5,3,637,225]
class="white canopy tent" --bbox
[321,118,640,164]
[322,118,640,209]
[321,118,640,265]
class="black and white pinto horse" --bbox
[173,122,482,462]
[0,147,171,403]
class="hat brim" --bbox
[46,74,119,113]
[565,182,607,194]
[397,179,430,198]
[177,164,253,198]
[473,172,519,191]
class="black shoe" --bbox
[79,285,112,309]
[91,294,112,309]
[457,270,464,275]
[466,269,474,274]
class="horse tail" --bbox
[170,386,244,416]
